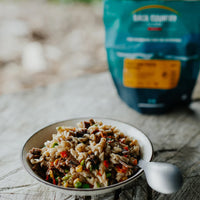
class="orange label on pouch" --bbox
[123,59,181,89]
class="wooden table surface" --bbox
[0,72,200,200]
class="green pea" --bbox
[74,181,82,188]
[80,160,85,166]
[57,126,62,131]
[62,174,71,181]
[55,176,60,182]
[96,182,101,188]
[52,142,58,148]
[82,183,90,188]
[64,169,69,173]
[106,172,112,178]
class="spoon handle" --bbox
[138,159,148,168]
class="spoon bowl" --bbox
[138,159,183,194]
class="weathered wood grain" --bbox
[0,72,199,200]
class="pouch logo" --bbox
[132,5,178,29]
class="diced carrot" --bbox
[132,159,137,166]
[116,165,127,173]
[60,151,68,158]
[123,146,128,151]
[103,160,109,168]
[45,175,49,181]
[119,168,127,173]
[97,170,102,176]
[122,165,128,173]
[101,132,106,138]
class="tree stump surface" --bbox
[0,72,199,200]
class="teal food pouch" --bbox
[104,0,200,114]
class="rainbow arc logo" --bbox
[132,5,179,15]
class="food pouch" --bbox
[104,0,200,114]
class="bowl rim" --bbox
[21,117,154,192]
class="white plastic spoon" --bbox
[138,159,183,194]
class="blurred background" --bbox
[0,0,199,98]
[0,0,106,94]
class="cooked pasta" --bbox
[27,119,140,189]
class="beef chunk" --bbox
[65,155,79,167]
[89,154,100,168]
[83,121,91,129]
[75,128,88,137]
[27,148,42,159]
[32,163,46,179]
[89,119,95,125]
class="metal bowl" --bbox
[22,117,153,196]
